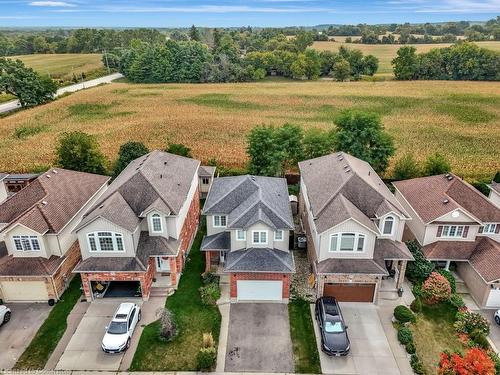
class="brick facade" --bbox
[230,272,290,300]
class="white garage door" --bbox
[0,280,48,302]
[236,280,282,301]
[486,289,500,308]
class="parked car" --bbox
[315,297,350,356]
[495,310,500,325]
[0,305,11,326]
[101,302,141,353]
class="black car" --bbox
[315,297,350,356]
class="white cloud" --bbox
[29,1,76,7]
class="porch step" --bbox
[378,290,400,300]
[150,287,174,297]
[219,274,230,285]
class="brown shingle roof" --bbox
[317,258,388,275]
[490,182,500,194]
[469,238,500,283]
[0,168,109,234]
[0,254,65,276]
[422,240,478,260]
[393,174,500,224]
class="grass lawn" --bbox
[411,303,465,374]
[14,276,82,370]
[129,225,221,371]
[288,299,321,373]
[0,93,15,104]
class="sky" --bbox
[0,0,499,28]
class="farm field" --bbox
[0,80,498,181]
[312,41,500,75]
[7,54,104,82]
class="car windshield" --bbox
[107,321,127,334]
[325,320,344,333]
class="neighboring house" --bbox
[0,174,7,204]
[299,152,414,303]
[198,165,216,198]
[0,169,109,303]
[0,173,39,205]
[393,174,500,308]
[73,151,200,301]
[488,181,500,208]
[201,175,295,303]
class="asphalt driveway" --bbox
[225,303,294,373]
[0,303,51,369]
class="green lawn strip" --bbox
[129,225,221,371]
[411,303,465,375]
[0,93,15,103]
[14,275,83,370]
[181,93,267,110]
[288,299,321,374]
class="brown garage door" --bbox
[323,283,375,302]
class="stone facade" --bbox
[229,272,290,299]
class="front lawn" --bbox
[411,303,465,374]
[288,299,321,374]
[14,275,82,369]
[129,226,221,371]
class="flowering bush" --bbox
[438,348,495,375]
[454,310,490,336]
[421,272,451,304]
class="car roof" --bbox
[114,302,135,319]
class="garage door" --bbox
[323,283,375,302]
[237,280,283,301]
[0,280,48,302]
[486,289,500,307]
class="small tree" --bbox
[156,307,176,340]
[423,152,451,176]
[332,59,351,81]
[113,141,149,177]
[393,153,420,180]
[165,143,192,158]
[56,131,107,174]
[422,272,452,304]
[247,125,283,176]
[303,128,336,160]
[438,348,495,375]
[392,46,419,80]
[275,123,303,172]
[406,241,434,282]
[189,25,202,42]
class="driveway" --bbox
[0,303,51,369]
[225,303,294,373]
[480,309,500,352]
[311,302,407,375]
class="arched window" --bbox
[382,216,395,235]
[87,232,124,252]
[151,214,163,232]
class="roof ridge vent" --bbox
[447,175,453,181]
[46,174,51,178]
[251,176,256,181]
[52,170,58,174]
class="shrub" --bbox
[454,310,490,336]
[405,342,416,354]
[449,293,465,309]
[438,348,495,375]
[423,152,451,176]
[397,326,413,345]
[422,272,452,304]
[489,352,500,375]
[437,268,457,293]
[392,153,421,180]
[412,283,423,298]
[165,142,192,157]
[196,346,216,371]
[202,332,215,348]
[406,241,434,282]
[410,298,422,313]
[202,272,220,286]
[113,141,149,177]
[469,330,490,350]
[199,282,221,305]
[394,305,416,323]
[56,131,107,174]
[410,354,425,375]
[155,307,176,341]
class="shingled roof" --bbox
[393,174,500,224]
[203,175,293,230]
[0,168,109,234]
[299,152,409,234]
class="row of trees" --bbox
[351,31,460,45]
[392,42,500,81]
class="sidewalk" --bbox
[215,275,230,373]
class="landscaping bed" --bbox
[129,226,222,371]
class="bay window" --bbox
[13,235,41,251]
[330,233,366,252]
[252,230,268,245]
[87,232,124,252]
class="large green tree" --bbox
[302,128,336,160]
[56,131,107,174]
[247,126,284,176]
[0,58,57,107]
[334,109,395,173]
[392,46,419,80]
[113,141,149,177]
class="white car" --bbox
[495,310,500,325]
[0,305,11,326]
[101,303,141,353]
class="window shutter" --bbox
[437,226,443,237]
[496,225,500,234]
[462,226,468,238]
[478,226,483,233]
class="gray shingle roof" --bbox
[299,152,409,234]
[198,166,216,177]
[317,258,388,275]
[136,232,180,265]
[203,175,293,230]
[224,248,295,273]
[201,232,230,251]
[74,257,146,272]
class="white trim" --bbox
[87,231,125,253]
[317,217,380,236]
[274,230,284,241]
[12,235,41,252]
[213,215,227,228]
[440,225,466,238]
[482,223,497,234]
[381,215,395,236]
[329,232,366,253]
[431,207,482,226]
[251,230,268,245]
[151,213,163,233]
[236,229,246,241]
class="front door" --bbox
[156,257,171,272]
[220,251,226,264]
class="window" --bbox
[274,230,284,241]
[236,230,246,241]
[202,177,210,185]
[151,214,162,233]
[441,225,465,238]
[483,223,497,234]
[252,230,268,244]
[213,215,227,228]
[87,232,124,252]
[382,216,394,235]
[13,235,40,251]
[329,233,365,252]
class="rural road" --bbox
[0,72,124,114]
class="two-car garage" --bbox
[231,274,290,302]
[0,280,49,302]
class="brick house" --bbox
[201,175,294,302]
[393,174,500,308]
[73,151,200,301]
[299,152,414,303]
[0,169,109,303]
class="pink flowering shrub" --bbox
[422,271,451,304]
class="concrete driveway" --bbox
[225,303,294,373]
[0,303,51,369]
[311,302,404,375]
[480,309,500,352]
[55,299,141,371]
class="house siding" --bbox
[456,262,490,308]
[423,224,479,246]
[5,225,50,259]
[489,190,500,208]
[394,189,426,245]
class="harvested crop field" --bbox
[0,79,499,180]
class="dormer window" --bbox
[483,223,497,234]
[202,177,210,185]
[382,216,395,235]
[213,215,227,228]
[151,214,163,233]
[330,233,365,252]
[13,235,40,251]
